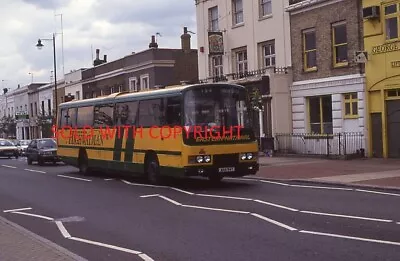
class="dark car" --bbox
[0,139,19,159]
[26,138,60,165]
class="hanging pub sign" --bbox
[208,31,224,55]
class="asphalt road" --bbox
[0,157,400,261]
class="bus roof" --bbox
[58,82,245,109]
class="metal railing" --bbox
[275,132,365,158]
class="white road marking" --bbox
[57,175,91,182]
[182,204,249,214]
[122,180,167,188]
[138,253,155,261]
[355,189,400,197]
[11,211,54,221]
[140,194,159,198]
[3,207,32,213]
[397,222,400,225]
[290,185,353,191]
[1,165,17,168]
[170,187,194,195]
[158,195,182,206]
[253,199,299,212]
[299,230,400,246]
[24,168,46,174]
[300,210,393,223]
[69,236,142,255]
[259,180,290,186]
[197,193,253,201]
[251,213,297,231]
[55,221,71,238]
[104,178,114,181]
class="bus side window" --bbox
[165,96,181,126]
[76,106,94,128]
[94,104,114,127]
[59,109,68,127]
[68,108,77,127]
[138,99,164,127]
[115,101,138,126]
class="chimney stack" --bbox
[181,27,191,52]
[103,55,107,63]
[149,35,158,49]
[96,49,100,59]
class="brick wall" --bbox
[290,0,363,82]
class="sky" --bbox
[0,0,197,91]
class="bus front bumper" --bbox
[183,162,259,178]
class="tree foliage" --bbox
[0,116,16,138]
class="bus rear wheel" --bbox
[146,154,161,185]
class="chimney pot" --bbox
[181,27,191,52]
[149,35,158,48]
[103,55,107,62]
[96,49,100,59]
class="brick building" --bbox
[284,0,367,155]
[81,27,198,99]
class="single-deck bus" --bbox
[56,83,259,183]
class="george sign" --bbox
[372,42,400,55]
[355,51,368,63]
[208,31,224,55]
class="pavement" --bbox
[1,157,400,260]
[256,156,400,190]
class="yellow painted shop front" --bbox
[363,0,400,158]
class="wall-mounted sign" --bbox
[372,42,400,54]
[208,32,224,55]
[391,61,400,68]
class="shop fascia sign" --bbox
[371,41,400,55]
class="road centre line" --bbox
[141,194,297,231]
[299,230,400,246]
[24,168,46,174]
[355,189,400,197]
[55,221,71,238]
[300,210,393,223]
[127,181,400,222]
[1,165,17,168]
[57,175,91,182]
[3,207,32,213]
[11,211,54,221]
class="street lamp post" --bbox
[28,72,33,83]
[36,33,57,122]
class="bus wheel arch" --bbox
[78,148,90,175]
[144,151,161,184]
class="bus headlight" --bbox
[240,152,254,160]
[204,155,211,163]
[196,156,204,163]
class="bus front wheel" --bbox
[146,154,161,185]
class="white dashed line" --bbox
[355,189,400,197]
[253,199,299,212]
[104,178,114,181]
[122,180,167,188]
[11,211,54,221]
[259,179,353,191]
[299,230,400,246]
[182,204,250,214]
[1,165,17,168]
[251,213,297,231]
[57,175,91,182]
[300,210,393,223]
[138,253,155,261]
[55,221,71,238]
[197,194,253,201]
[24,169,46,174]
[3,207,32,213]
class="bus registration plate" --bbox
[218,167,235,173]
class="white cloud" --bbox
[0,0,197,90]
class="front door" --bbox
[387,100,400,158]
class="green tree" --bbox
[36,110,54,138]
[0,116,17,138]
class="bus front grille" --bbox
[213,154,238,166]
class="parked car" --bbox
[0,139,19,159]
[26,138,60,165]
[18,140,31,156]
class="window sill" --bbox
[258,14,272,21]
[344,115,359,119]
[232,23,245,29]
[333,62,349,69]
[303,67,317,73]
[384,38,400,43]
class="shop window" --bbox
[308,95,332,134]
[343,93,358,118]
